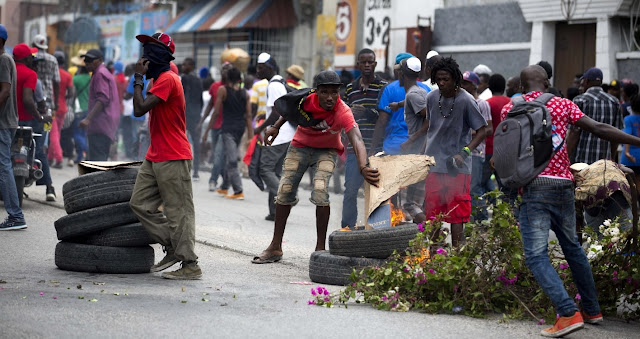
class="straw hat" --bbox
[286,65,304,79]
[71,49,87,66]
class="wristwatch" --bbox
[133,77,145,88]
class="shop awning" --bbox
[164,0,297,34]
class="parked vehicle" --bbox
[11,126,43,206]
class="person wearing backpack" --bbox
[253,53,294,221]
[493,65,640,337]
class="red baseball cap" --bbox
[12,43,38,60]
[136,32,175,54]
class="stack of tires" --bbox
[54,168,156,274]
[309,224,419,285]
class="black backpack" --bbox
[493,93,563,189]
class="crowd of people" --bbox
[3,25,640,336]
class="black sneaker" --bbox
[46,186,56,202]
[265,214,275,221]
[0,218,27,230]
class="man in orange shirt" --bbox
[129,33,201,280]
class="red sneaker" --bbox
[541,311,584,337]
[581,310,603,324]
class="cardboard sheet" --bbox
[364,154,435,229]
[78,161,142,175]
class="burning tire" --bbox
[76,223,155,247]
[328,224,419,259]
[55,242,154,274]
[54,202,139,240]
[62,168,138,214]
[308,251,386,286]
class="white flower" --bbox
[582,233,589,240]
[587,244,603,260]
[599,225,605,233]
[587,237,592,244]
[610,228,620,237]
[603,220,611,227]
[611,236,620,243]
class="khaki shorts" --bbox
[276,145,337,206]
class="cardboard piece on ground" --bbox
[364,154,435,229]
[78,161,142,175]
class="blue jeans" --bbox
[19,120,51,186]
[0,129,24,221]
[520,178,600,317]
[209,128,225,185]
[341,152,364,228]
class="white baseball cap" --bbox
[32,34,48,49]
[257,52,271,64]
[405,57,422,73]
[473,64,492,75]
[426,50,439,60]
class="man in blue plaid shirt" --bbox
[568,67,622,164]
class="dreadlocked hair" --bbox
[430,56,463,88]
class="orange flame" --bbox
[406,247,431,267]
[390,202,404,227]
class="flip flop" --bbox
[251,252,283,264]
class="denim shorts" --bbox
[276,145,337,206]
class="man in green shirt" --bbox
[71,58,90,163]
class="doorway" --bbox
[554,22,596,94]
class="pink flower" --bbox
[323,289,329,296]
[436,248,448,256]
[575,293,581,301]
[316,286,324,295]
[323,296,330,302]
[417,223,425,232]
[558,263,568,270]
[429,216,436,220]
[39,292,44,296]
[308,300,316,305]
[311,288,316,296]
[382,296,387,301]
[428,269,435,274]
[52,297,57,300]
[538,319,545,325]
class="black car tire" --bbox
[328,224,419,259]
[54,202,139,240]
[308,251,386,286]
[62,168,138,214]
[55,242,154,274]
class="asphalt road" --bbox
[0,164,638,338]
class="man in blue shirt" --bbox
[371,53,430,155]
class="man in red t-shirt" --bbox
[199,62,232,191]
[15,43,55,201]
[252,71,380,264]
[129,33,201,280]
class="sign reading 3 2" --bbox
[364,0,391,47]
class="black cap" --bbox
[81,49,103,61]
[313,70,342,88]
